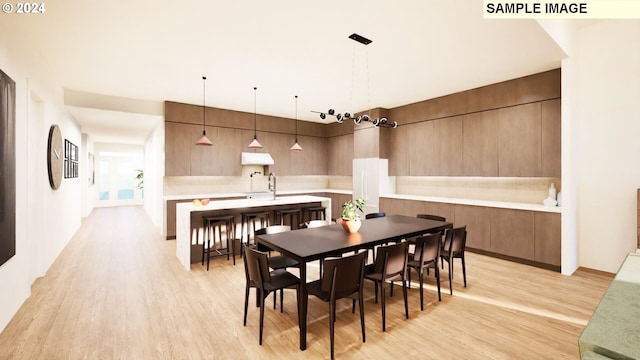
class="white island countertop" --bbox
[175,195,332,270]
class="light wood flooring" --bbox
[0,206,613,359]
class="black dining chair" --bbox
[441,226,468,295]
[416,214,446,222]
[407,233,442,309]
[364,241,409,331]
[243,246,300,345]
[307,251,368,360]
[255,226,299,309]
[365,212,386,219]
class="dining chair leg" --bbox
[381,282,387,332]
[374,282,379,303]
[243,284,250,326]
[435,266,442,301]
[359,292,366,343]
[259,290,265,345]
[448,260,454,295]
[461,255,467,287]
[329,300,336,360]
[280,288,284,313]
[419,268,424,311]
[402,278,409,320]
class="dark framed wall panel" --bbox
[0,69,16,267]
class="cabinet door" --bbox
[454,205,491,251]
[497,103,542,177]
[165,122,195,176]
[433,116,464,175]
[388,124,410,176]
[463,112,498,176]
[409,121,434,175]
[327,134,353,176]
[541,99,561,178]
[490,208,535,260]
[534,212,561,266]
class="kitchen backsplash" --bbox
[164,171,560,206]
[395,176,561,205]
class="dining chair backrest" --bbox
[307,220,329,228]
[416,214,446,222]
[414,233,441,264]
[374,241,408,277]
[365,212,386,219]
[244,246,272,286]
[444,226,467,254]
[321,251,367,296]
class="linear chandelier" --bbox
[312,33,397,129]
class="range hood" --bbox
[241,152,275,165]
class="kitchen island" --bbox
[175,195,331,270]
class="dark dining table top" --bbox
[256,214,453,262]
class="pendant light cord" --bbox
[295,95,298,141]
[202,76,206,130]
[253,87,257,137]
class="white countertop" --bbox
[176,194,332,213]
[382,193,561,213]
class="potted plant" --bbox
[341,197,365,233]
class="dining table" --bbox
[255,214,453,351]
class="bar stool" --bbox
[240,211,271,253]
[202,214,236,270]
[276,208,302,230]
[305,206,327,223]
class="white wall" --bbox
[576,20,640,273]
[0,40,83,331]
[144,122,165,229]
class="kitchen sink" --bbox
[244,192,275,200]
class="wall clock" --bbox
[47,124,63,190]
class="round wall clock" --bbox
[47,124,63,190]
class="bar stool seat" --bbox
[241,211,271,253]
[202,214,236,270]
[305,206,327,223]
[276,208,302,230]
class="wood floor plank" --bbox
[0,206,613,359]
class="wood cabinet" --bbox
[408,120,434,175]
[490,208,535,261]
[497,103,542,177]
[541,99,561,178]
[454,205,491,251]
[534,212,561,266]
[433,116,464,176]
[462,112,499,176]
[381,197,560,270]
[327,134,353,176]
[388,124,410,176]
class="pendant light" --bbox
[247,86,263,149]
[195,76,213,146]
[290,95,302,151]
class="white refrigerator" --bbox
[352,158,395,216]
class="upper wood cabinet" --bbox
[388,124,411,176]
[433,116,464,176]
[497,102,542,177]
[462,112,499,176]
[541,99,561,178]
[327,134,353,176]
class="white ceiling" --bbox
[3,0,568,144]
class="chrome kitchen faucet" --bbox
[268,172,276,200]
